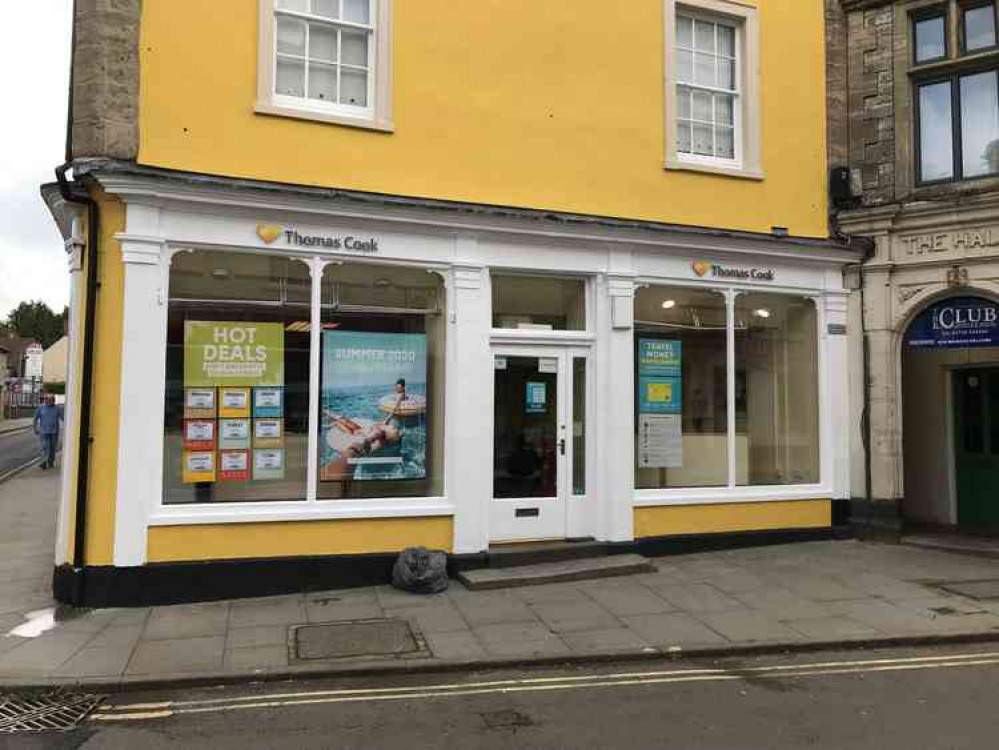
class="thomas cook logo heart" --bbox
[256,223,283,244]
[692,261,712,277]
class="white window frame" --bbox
[664,0,762,180]
[256,0,394,132]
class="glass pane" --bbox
[494,357,559,499]
[915,15,946,62]
[692,89,712,122]
[308,62,337,102]
[694,52,716,86]
[677,15,694,47]
[676,49,693,82]
[692,123,713,155]
[990,373,999,454]
[276,57,306,97]
[634,287,728,489]
[163,252,311,505]
[492,275,587,331]
[695,20,715,52]
[340,67,368,107]
[311,0,339,19]
[677,121,691,152]
[718,57,735,91]
[716,126,735,158]
[341,30,369,66]
[716,93,734,125]
[677,85,691,119]
[962,373,985,453]
[278,0,309,11]
[277,17,306,56]
[310,24,337,62]
[718,24,736,57]
[344,0,371,24]
[960,71,999,177]
[919,82,954,181]
[735,295,819,486]
[318,263,445,500]
[573,358,586,495]
[965,5,997,52]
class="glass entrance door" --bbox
[491,348,587,542]
[954,369,999,527]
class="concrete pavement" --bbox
[4,468,999,690]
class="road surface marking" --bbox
[91,650,999,723]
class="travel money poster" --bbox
[182,321,285,484]
[320,331,428,482]
[637,338,683,469]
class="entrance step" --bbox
[487,540,609,569]
[458,554,655,591]
[902,533,999,559]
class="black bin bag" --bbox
[391,547,448,594]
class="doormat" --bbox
[935,579,999,601]
[290,618,428,663]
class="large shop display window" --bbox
[735,294,819,486]
[633,286,820,490]
[164,251,311,504]
[318,263,445,499]
[634,287,728,488]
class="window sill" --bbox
[664,157,765,181]
[254,101,395,133]
[633,485,832,507]
[149,497,454,526]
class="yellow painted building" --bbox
[44,0,857,606]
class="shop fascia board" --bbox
[82,163,862,268]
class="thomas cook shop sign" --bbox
[905,297,999,349]
[256,222,379,253]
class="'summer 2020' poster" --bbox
[320,331,428,482]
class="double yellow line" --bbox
[91,650,999,723]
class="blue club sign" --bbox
[905,296,999,349]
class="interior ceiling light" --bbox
[211,268,230,279]
[373,277,392,287]
[753,308,771,319]
[661,300,676,309]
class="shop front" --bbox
[51,171,856,605]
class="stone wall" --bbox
[71,0,142,160]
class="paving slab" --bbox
[620,612,729,648]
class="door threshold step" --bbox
[902,534,999,559]
[458,554,655,591]
[488,540,607,568]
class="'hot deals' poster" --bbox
[320,331,428,482]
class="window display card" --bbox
[253,387,284,418]
[253,448,285,481]
[182,450,216,484]
[219,387,251,418]
[184,387,216,419]
[638,413,683,469]
[218,418,251,450]
[253,418,284,448]
[182,419,216,451]
[218,449,250,481]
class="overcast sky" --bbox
[0,1,72,319]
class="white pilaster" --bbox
[601,272,636,542]
[449,238,493,554]
[823,293,851,499]
[113,212,170,567]
[55,220,85,567]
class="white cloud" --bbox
[0,1,72,318]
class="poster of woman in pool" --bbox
[320,331,428,482]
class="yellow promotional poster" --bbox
[182,450,216,484]
[219,387,251,418]
[184,321,284,387]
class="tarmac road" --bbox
[0,427,42,479]
[16,643,999,749]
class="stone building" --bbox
[828,0,999,530]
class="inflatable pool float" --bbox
[378,394,427,418]
[325,416,375,453]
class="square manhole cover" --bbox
[937,580,999,601]
[292,618,425,661]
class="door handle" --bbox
[559,438,566,456]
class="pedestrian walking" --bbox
[33,395,63,470]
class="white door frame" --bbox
[489,344,591,543]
